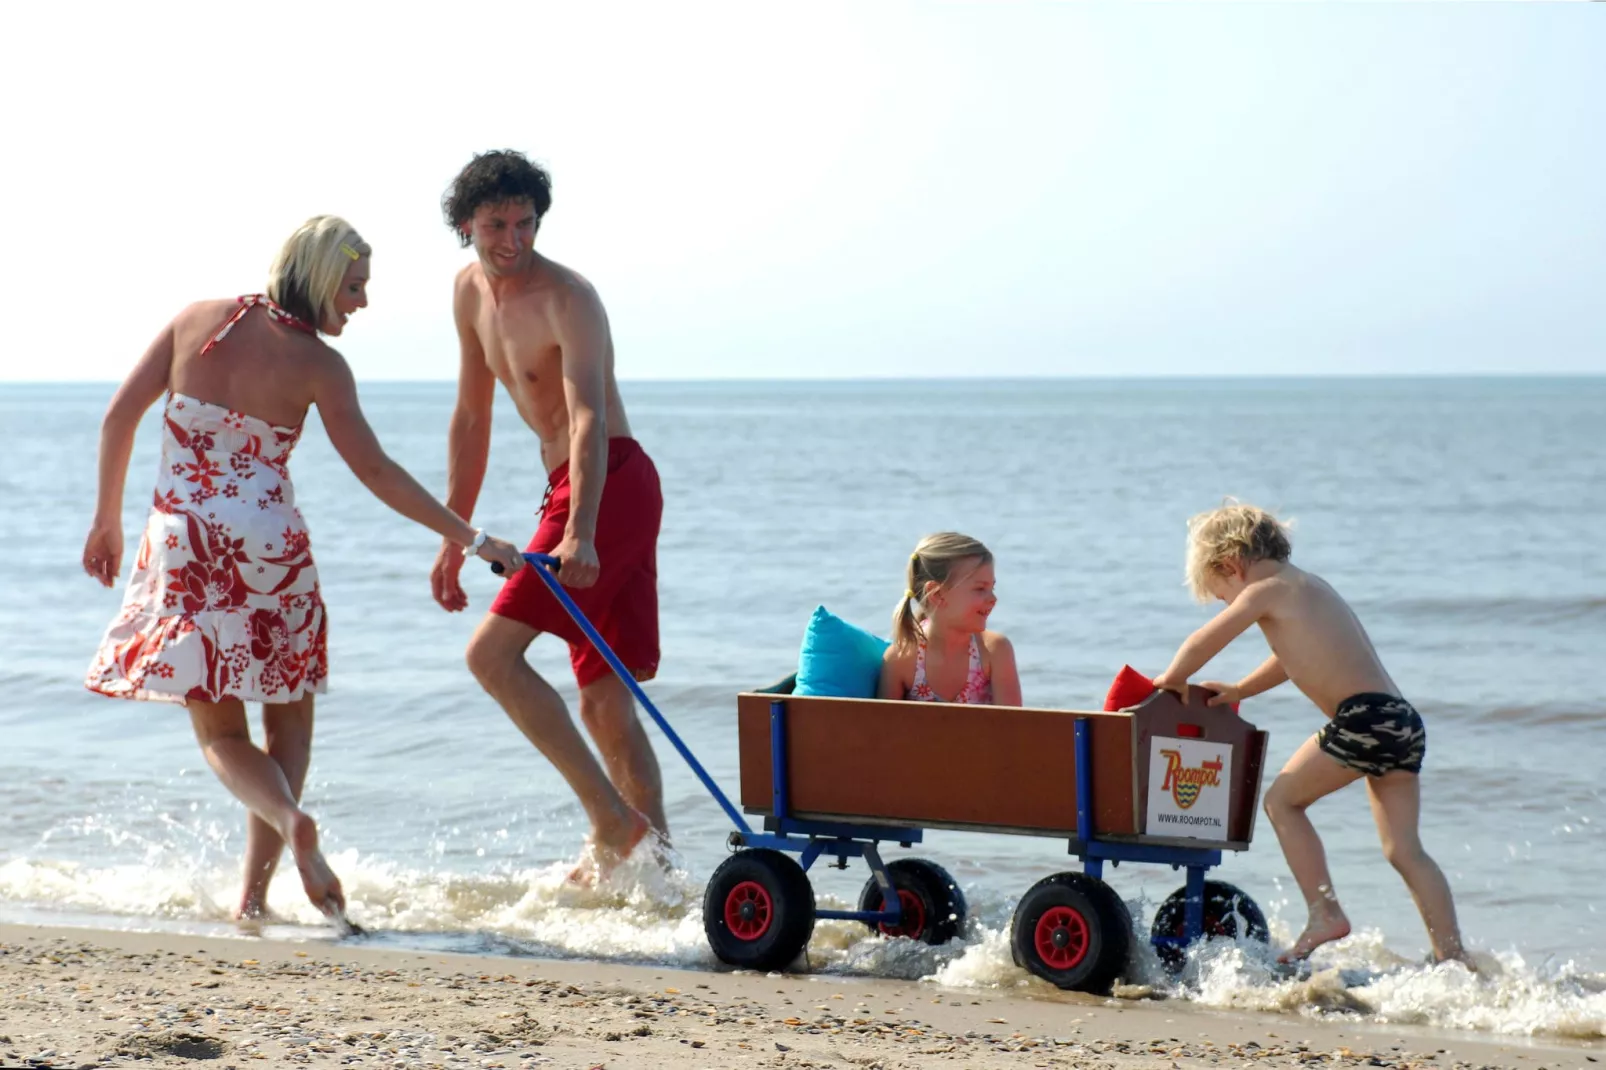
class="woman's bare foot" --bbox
[1278,906,1351,963]
[288,812,346,921]
[236,874,289,923]
[566,807,652,887]
[233,897,284,923]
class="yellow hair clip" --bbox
[909,551,919,562]
[903,589,914,599]
[339,243,360,261]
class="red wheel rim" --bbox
[1035,906,1090,970]
[724,880,773,941]
[877,889,928,939]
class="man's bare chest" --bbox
[477,305,561,379]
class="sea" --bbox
[2,377,1603,1041]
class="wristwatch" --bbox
[463,529,488,558]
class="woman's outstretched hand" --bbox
[475,535,526,576]
[82,517,123,587]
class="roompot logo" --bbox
[1146,735,1231,840]
[1159,748,1223,809]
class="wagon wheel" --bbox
[1010,872,1132,994]
[1150,880,1269,971]
[857,858,967,945]
[703,849,816,972]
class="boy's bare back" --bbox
[1246,563,1399,717]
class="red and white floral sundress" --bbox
[85,296,329,705]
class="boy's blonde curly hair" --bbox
[1185,499,1292,602]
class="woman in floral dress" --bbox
[82,216,526,926]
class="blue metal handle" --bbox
[491,551,754,835]
[489,552,559,575]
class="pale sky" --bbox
[2,1,1601,382]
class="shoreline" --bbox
[2,922,1598,1069]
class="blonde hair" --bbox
[267,215,370,331]
[891,532,993,653]
[1185,499,1292,602]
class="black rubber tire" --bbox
[1149,879,1269,971]
[703,849,816,972]
[1010,872,1132,994]
[856,858,968,945]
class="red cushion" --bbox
[1102,666,1242,713]
[1104,665,1155,711]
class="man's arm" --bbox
[445,271,496,520]
[550,281,611,588]
[430,272,499,611]
[1153,582,1273,699]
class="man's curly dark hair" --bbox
[442,150,553,248]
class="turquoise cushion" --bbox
[795,606,891,698]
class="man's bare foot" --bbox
[1434,948,1478,971]
[288,812,347,922]
[1278,912,1352,963]
[565,849,602,888]
[566,808,652,887]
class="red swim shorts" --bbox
[488,437,662,688]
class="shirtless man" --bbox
[430,150,665,878]
[1152,501,1471,967]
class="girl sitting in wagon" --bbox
[878,532,1022,706]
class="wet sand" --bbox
[0,923,1596,1069]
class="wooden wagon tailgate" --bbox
[1129,691,1265,849]
[737,693,1138,836]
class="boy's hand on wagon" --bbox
[1200,680,1242,707]
[1152,673,1188,704]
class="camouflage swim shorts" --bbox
[1317,693,1426,777]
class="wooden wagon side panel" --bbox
[736,694,1138,836]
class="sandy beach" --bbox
[0,924,1597,1070]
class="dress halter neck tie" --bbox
[199,294,318,357]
